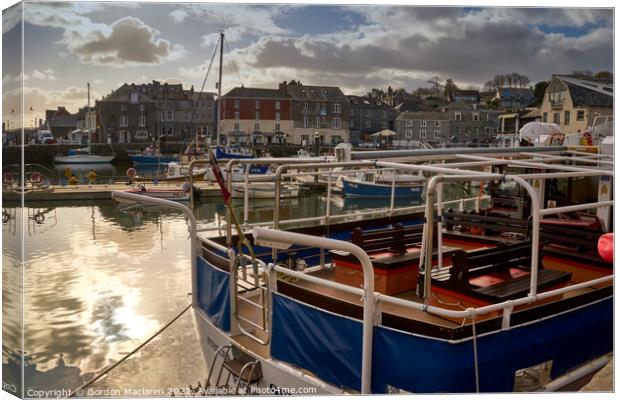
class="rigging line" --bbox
[224,39,243,87]
[190,35,221,124]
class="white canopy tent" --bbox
[371,129,398,137]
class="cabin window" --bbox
[577,110,585,121]
[564,111,570,125]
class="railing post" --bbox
[389,170,396,214]
[436,182,443,270]
[243,164,250,227]
[325,170,332,224]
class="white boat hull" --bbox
[231,183,298,199]
[192,307,344,395]
[54,155,115,164]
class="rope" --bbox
[471,314,480,393]
[68,302,192,397]
[190,35,221,124]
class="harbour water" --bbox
[3,180,478,395]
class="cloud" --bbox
[70,17,184,65]
[3,86,103,127]
[177,6,612,95]
[202,26,246,48]
[21,3,183,65]
[170,4,291,35]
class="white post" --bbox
[243,164,250,227]
[436,182,443,270]
[390,171,396,214]
[325,170,332,224]
[252,228,375,394]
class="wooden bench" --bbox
[433,242,571,303]
[351,223,424,254]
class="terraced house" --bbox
[347,95,398,145]
[445,101,501,146]
[280,81,350,145]
[394,111,450,147]
[218,87,293,145]
[539,75,613,134]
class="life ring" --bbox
[34,213,45,224]
[30,172,43,184]
[87,170,97,181]
[126,168,137,178]
[2,172,14,185]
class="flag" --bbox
[208,148,231,202]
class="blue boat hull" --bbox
[215,147,254,159]
[342,178,424,199]
[130,155,178,165]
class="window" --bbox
[577,110,585,121]
[160,111,165,122]
[543,112,548,122]
[455,126,461,134]
[321,103,326,111]
[350,120,354,127]
[454,112,462,121]
[564,111,570,125]
[553,113,560,124]
[473,127,479,134]
[405,120,413,127]
[549,91,565,105]
[303,103,308,111]
[420,130,427,139]
[365,120,371,128]
[485,127,491,134]
[320,117,326,126]
[275,123,281,132]
[120,104,127,112]
[255,112,260,120]
[473,113,480,121]
[405,129,413,138]
[302,116,309,128]
[135,130,148,139]
[435,121,441,127]
[316,103,321,111]
[332,135,342,144]
[333,103,341,113]
[139,114,145,127]
[275,112,281,121]
[275,101,281,110]
[255,100,260,109]
[139,104,145,112]
[254,123,260,132]
[420,120,427,127]
[350,108,355,116]
[433,130,440,139]
[234,111,240,120]
[315,116,321,128]
[234,99,240,108]
[382,111,387,118]
[366,109,371,117]
[332,117,341,129]
[201,102,206,108]
[185,111,190,121]
[167,110,173,120]
[234,123,240,131]
[119,115,128,127]
[382,121,388,129]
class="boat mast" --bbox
[216,30,224,146]
[87,82,91,155]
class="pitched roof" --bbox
[454,89,480,97]
[347,95,394,109]
[285,85,348,102]
[563,81,613,108]
[444,100,473,110]
[222,87,291,99]
[498,87,535,99]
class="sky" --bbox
[1,2,614,129]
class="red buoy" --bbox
[597,233,613,263]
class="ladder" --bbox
[231,254,270,345]
[205,345,263,395]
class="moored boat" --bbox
[123,184,191,201]
[341,175,424,199]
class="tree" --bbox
[594,71,613,81]
[427,76,444,96]
[571,70,593,78]
[443,78,459,102]
[533,81,549,106]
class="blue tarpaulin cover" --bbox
[196,256,231,332]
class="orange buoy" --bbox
[126,168,137,178]
[597,233,613,263]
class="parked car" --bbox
[36,130,56,144]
